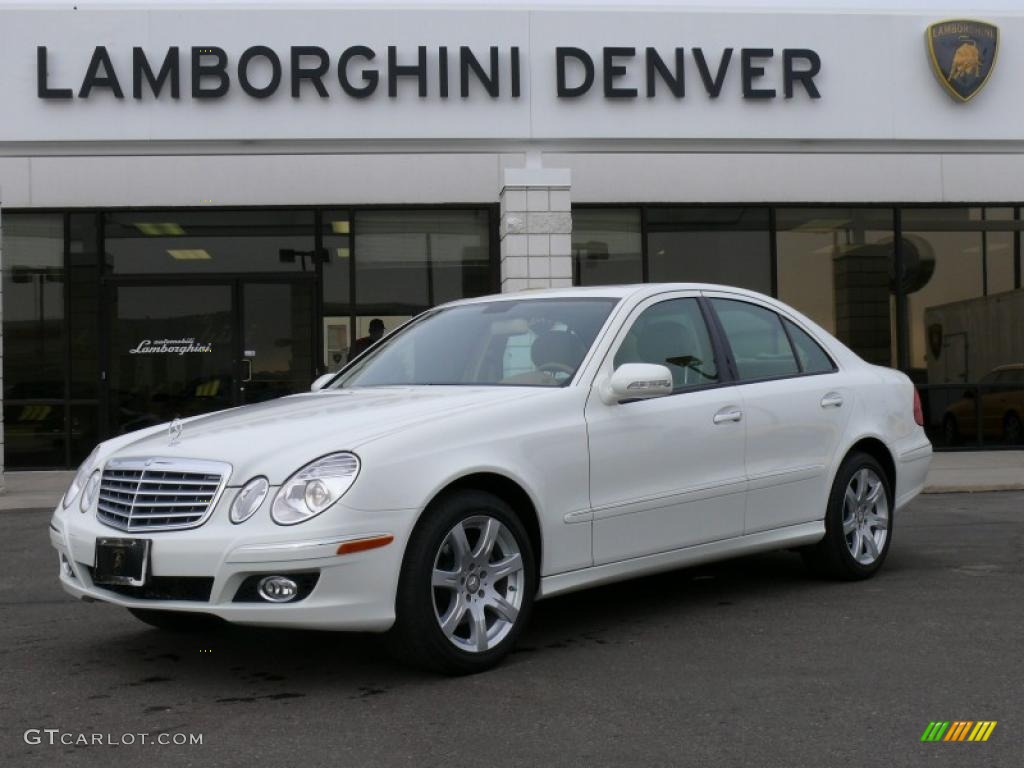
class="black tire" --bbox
[128,608,221,632]
[389,490,536,675]
[1004,413,1023,446]
[942,414,960,446]
[802,451,894,581]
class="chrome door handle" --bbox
[820,393,844,408]
[713,407,743,424]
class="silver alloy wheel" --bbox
[842,467,890,565]
[431,515,525,653]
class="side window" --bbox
[783,319,835,374]
[710,299,799,381]
[614,298,718,391]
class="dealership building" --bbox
[1,0,1023,474]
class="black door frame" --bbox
[100,272,317,440]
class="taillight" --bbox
[913,388,924,427]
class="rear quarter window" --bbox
[710,299,799,381]
[783,319,836,374]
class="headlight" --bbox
[80,470,101,513]
[62,447,99,509]
[230,476,270,524]
[271,452,360,525]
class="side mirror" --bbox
[602,363,674,404]
[310,373,335,392]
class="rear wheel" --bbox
[942,414,960,446]
[803,452,893,580]
[128,608,221,632]
[389,490,535,675]
[1004,413,1023,445]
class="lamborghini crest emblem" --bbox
[926,19,998,102]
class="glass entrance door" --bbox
[109,284,236,434]
[106,280,314,436]
[240,282,315,405]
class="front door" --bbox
[105,279,314,436]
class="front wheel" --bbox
[802,452,893,580]
[390,490,536,675]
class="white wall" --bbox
[1,5,1023,143]
[1,3,1024,206]
[3,149,1024,208]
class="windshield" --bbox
[333,297,619,388]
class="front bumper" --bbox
[49,495,417,632]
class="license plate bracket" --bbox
[93,538,151,587]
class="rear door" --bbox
[585,293,747,564]
[706,295,852,534]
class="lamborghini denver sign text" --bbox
[35,44,822,102]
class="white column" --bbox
[498,168,573,292]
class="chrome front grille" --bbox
[96,457,231,532]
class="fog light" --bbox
[60,554,75,579]
[256,575,299,603]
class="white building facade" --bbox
[2,0,1023,472]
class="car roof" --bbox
[440,283,769,308]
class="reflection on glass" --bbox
[573,208,643,285]
[776,208,895,366]
[901,207,1024,448]
[353,210,491,316]
[647,207,772,294]
[983,208,1016,296]
[105,210,316,274]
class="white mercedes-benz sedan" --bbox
[50,284,932,673]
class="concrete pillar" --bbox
[498,168,573,292]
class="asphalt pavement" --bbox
[1,493,1021,768]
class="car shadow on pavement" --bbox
[66,549,818,694]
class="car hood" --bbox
[104,386,546,483]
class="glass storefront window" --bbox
[2,213,66,467]
[104,210,317,274]
[322,210,353,370]
[2,206,499,467]
[353,209,492,313]
[321,209,493,371]
[776,208,896,366]
[573,208,643,285]
[982,207,1016,296]
[902,207,1024,448]
[68,214,101,402]
[646,207,772,294]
